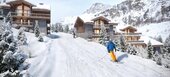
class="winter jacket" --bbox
[107,41,116,53]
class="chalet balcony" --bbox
[7,12,50,20]
[12,21,34,27]
[93,33,100,36]
[126,40,145,44]
[92,33,110,38]
[93,24,110,29]
[121,33,142,36]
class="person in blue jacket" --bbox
[107,39,118,62]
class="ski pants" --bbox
[109,50,117,61]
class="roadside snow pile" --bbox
[20,32,170,77]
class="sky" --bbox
[6,0,125,24]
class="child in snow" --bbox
[107,40,118,62]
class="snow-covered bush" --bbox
[17,28,27,45]
[38,35,44,42]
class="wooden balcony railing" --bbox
[7,12,50,19]
[93,24,110,29]
[12,21,33,27]
[121,33,142,36]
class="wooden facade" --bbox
[74,17,85,33]
[0,0,50,34]
[74,16,117,41]
[120,25,146,48]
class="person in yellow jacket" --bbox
[107,40,118,62]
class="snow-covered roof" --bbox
[0,3,10,7]
[91,16,110,22]
[33,3,50,10]
[6,0,36,6]
[120,25,137,32]
[140,36,163,46]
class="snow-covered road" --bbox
[26,32,170,77]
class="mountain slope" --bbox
[83,3,112,14]
[19,32,170,77]
[96,0,170,25]
[138,21,170,41]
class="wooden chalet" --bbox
[74,16,117,41]
[120,25,146,48]
[0,0,50,34]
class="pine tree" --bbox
[64,25,69,33]
[34,22,40,37]
[164,34,170,47]
[120,35,126,52]
[153,50,162,65]
[147,41,153,59]
[155,35,163,43]
[0,30,28,76]
[127,45,137,55]
[0,22,29,76]
[98,25,108,45]
[57,25,63,32]
[51,24,55,32]
[17,28,27,45]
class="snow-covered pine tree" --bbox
[0,30,28,76]
[38,35,44,42]
[120,35,126,52]
[57,25,63,32]
[98,25,108,46]
[146,41,154,59]
[161,51,170,68]
[64,25,69,33]
[127,45,137,55]
[51,24,56,32]
[155,35,163,43]
[153,51,162,65]
[17,28,27,45]
[164,34,170,46]
[34,21,40,37]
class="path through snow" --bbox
[26,33,170,77]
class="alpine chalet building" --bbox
[0,0,50,34]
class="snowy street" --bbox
[24,32,170,77]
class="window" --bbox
[24,6,31,16]
[94,30,100,34]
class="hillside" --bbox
[138,21,170,41]
[15,31,170,77]
[59,0,170,41]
